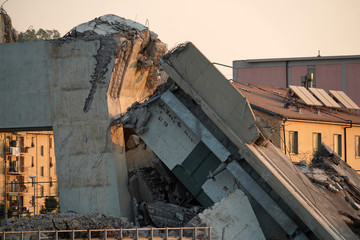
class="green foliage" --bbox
[17,28,60,42]
[0,202,13,219]
[42,196,59,213]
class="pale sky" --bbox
[3,0,360,78]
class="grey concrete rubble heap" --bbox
[0,212,133,232]
[296,144,360,237]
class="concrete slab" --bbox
[199,189,265,240]
[162,43,260,145]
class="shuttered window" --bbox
[289,131,298,154]
[333,134,342,157]
[356,136,360,158]
[313,133,321,154]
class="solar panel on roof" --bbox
[309,88,342,108]
[329,90,360,110]
[289,85,323,106]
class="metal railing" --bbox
[0,227,211,240]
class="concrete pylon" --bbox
[0,15,166,218]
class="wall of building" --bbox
[347,63,360,107]
[233,57,360,106]
[0,132,57,217]
[237,66,285,87]
[283,120,360,171]
[251,109,360,172]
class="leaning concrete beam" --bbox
[162,43,260,145]
[226,161,298,235]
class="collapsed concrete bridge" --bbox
[1,14,360,240]
[117,43,360,239]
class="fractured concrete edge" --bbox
[242,143,350,240]
[198,189,266,240]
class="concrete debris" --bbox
[118,104,152,134]
[142,202,198,228]
[0,7,17,43]
[295,144,360,238]
[125,139,204,229]
[196,189,265,240]
[0,212,133,232]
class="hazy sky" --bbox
[3,0,360,78]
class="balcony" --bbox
[5,147,29,154]
[7,184,29,195]
[7,166,29,175]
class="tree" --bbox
[0,202,12,219]
[17,28,60,42]
[40,196,59,214]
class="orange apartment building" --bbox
[0,131,58,218]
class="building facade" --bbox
[0,131,58,218]
[232,83,360,172]
[233,55,360,106]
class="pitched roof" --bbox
[231,82,360,125]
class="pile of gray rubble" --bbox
[0,212,133,232]
[295,144,360,237]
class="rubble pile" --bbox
[0,212,133,232]
[295,144,360,237]
[125,136,204,228]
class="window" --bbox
[41,166,44,177]
[40,185,44,197]
[19,137,24,148]
[40,146,44,156]
[356,136,360,158]
[313,133,321,154]
[50,157,53,167]
[31,137,35,147]
[334,134,342,157]
[31,156,34,167]
[289,131,298,154]
[49,137,52,149]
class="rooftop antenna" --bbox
[317,50,321,57]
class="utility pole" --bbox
[29,175,36,216]
[4,139,8,222]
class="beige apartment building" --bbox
[0,131,58,218]
[233,83,360,172]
